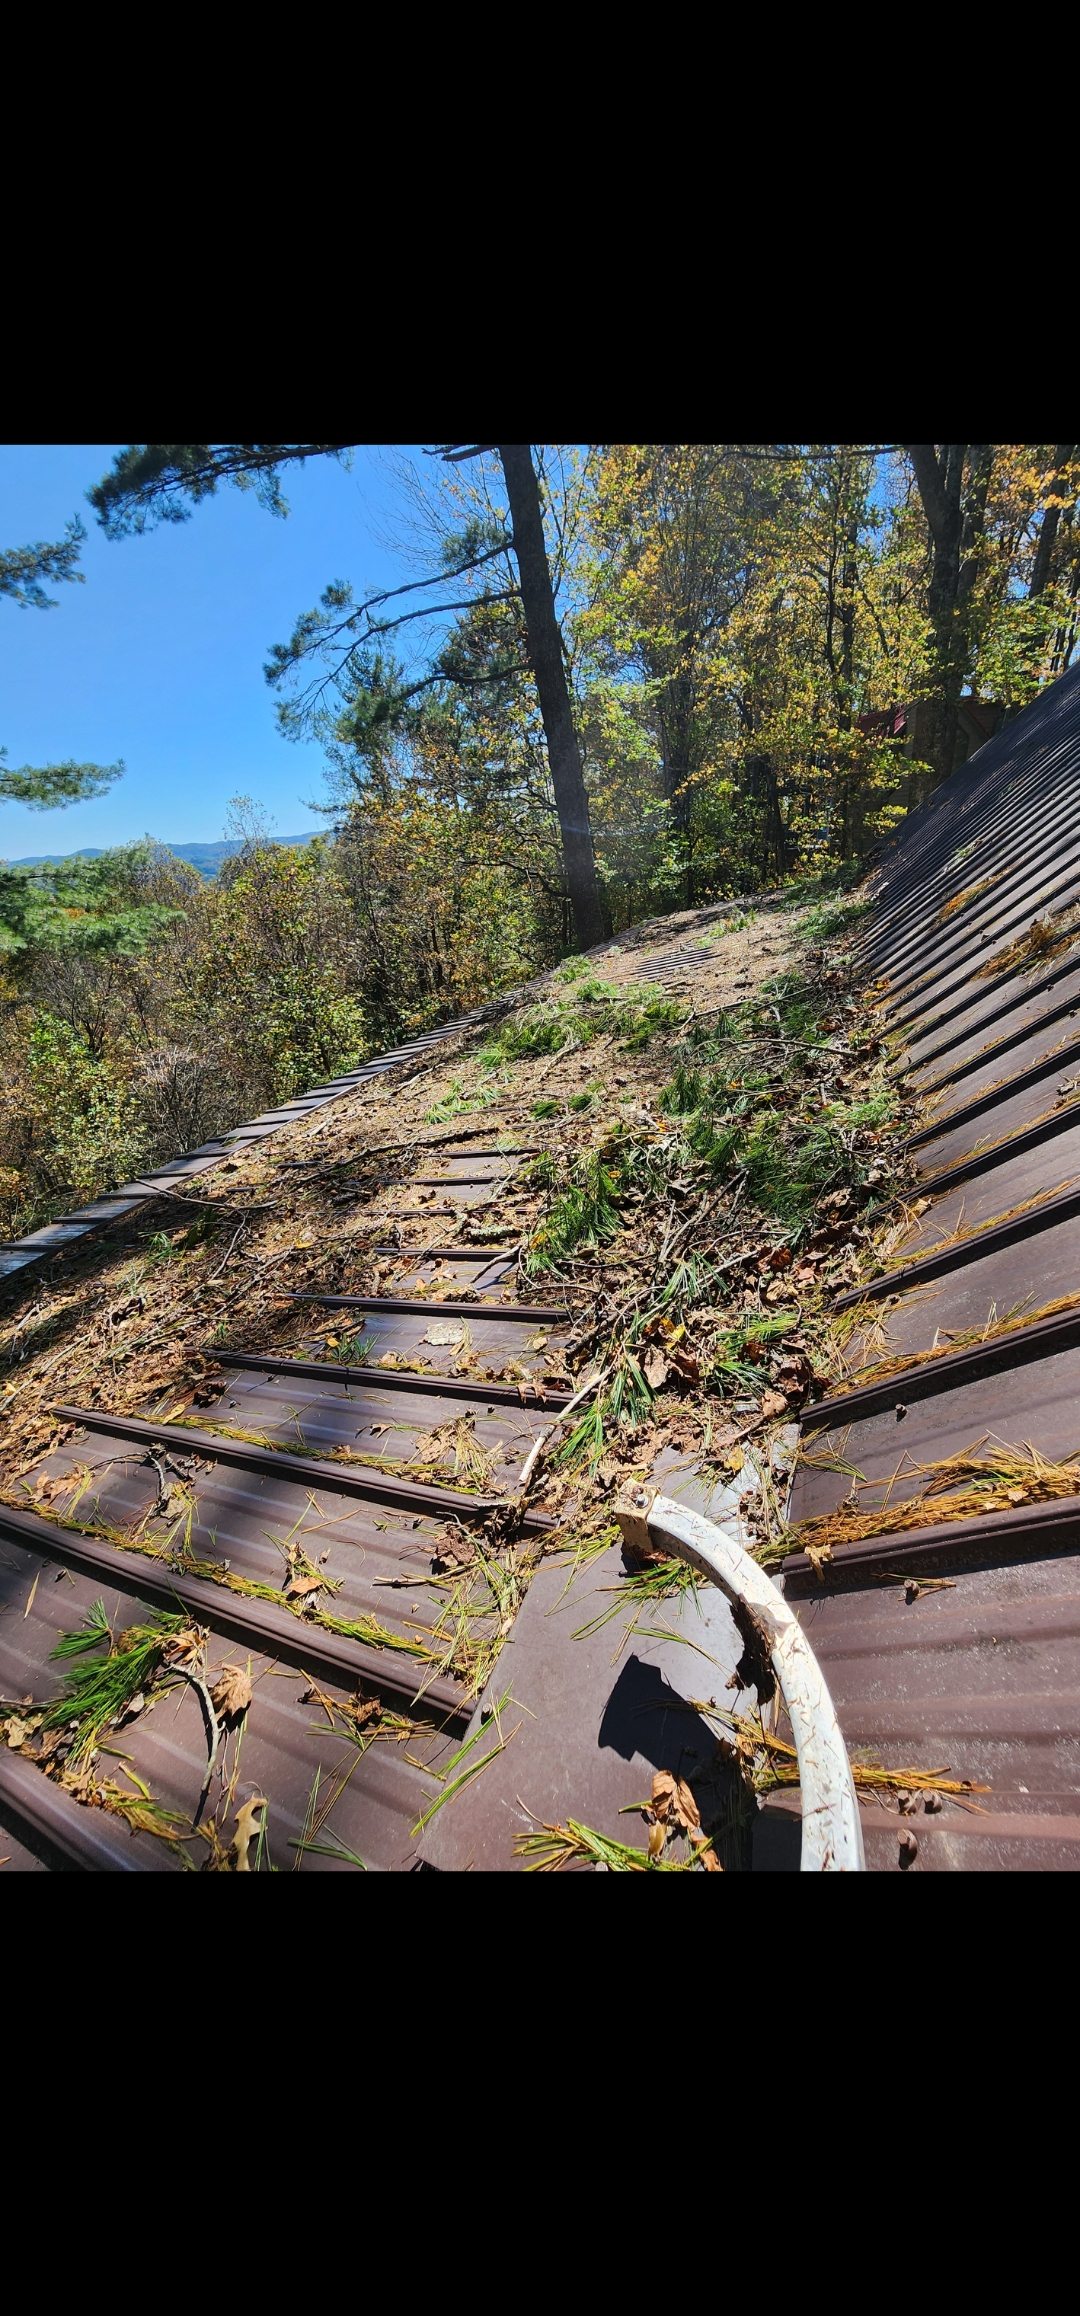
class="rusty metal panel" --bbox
[773,1553,1080,1872]
[786,662,1080,1869]
[0,1529,461,1870]
[0,1108,555,1867]
[417,1533,757,1872]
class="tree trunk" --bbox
[1029,446,1077,600]
[655,661,696,907]
[906,444,992,786]
[498,445,607,951]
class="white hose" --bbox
[615,1488,865,1871]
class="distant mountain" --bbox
[6,832,325,877]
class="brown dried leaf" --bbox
[211,1664,253,1722]
[162,1624,206,1667]
[651,1769,678,1820]
[651,1769,701,1835]
[34,1469,85,1506]
[284,1574,324,1602]
[350,1691,382,1730]
[232,1795,267,1871]
[675,1777,701,1832]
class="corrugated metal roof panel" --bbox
[785,661,1080,1868]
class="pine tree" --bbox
[90,442,608,949]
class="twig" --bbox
[125,1176,277,1217]
[206,1220,249,1287]
[164,1662,221,1827]
[516,1366,609,1494]
[278,1119,526,1183]
[567,1199,721,1365]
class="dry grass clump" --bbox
[973,901,1080,981]
[786,1437,1080,1570]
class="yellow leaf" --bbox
[232,1795,267,1871]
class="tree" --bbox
[495,446,605,946]
[578,444,929,900]
[90,441,608,950]
[1,518,126,944]
[1,518,125,817]
[904,444,995,782]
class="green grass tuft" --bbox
[46,1599,189,1759]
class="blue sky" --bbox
[0,444,443,858]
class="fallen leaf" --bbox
[233,1796,267,1871]
[725,1446,745,1473]
[675,1777,700,1832]
[211,1664,253,1721]
[651,1769,701,1834]
[162,1624,206,1667]
[284,1574,324,1602]
[34,1470,82,1506]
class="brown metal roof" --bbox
[0,1137,582,1870]
[0,931,784,1872]
[779,663,1080,1869]
[9,675,1080,1872]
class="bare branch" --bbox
[428,445,498,464]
